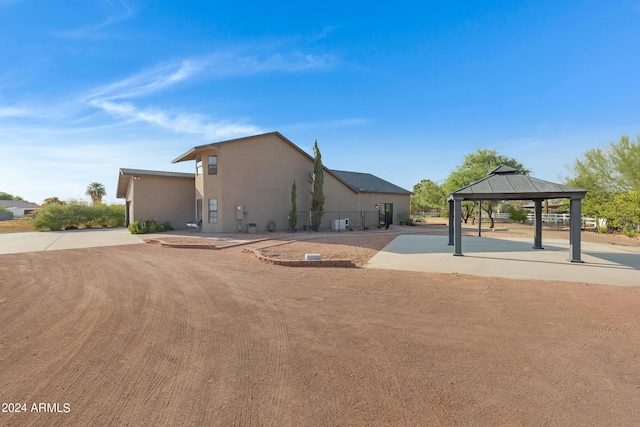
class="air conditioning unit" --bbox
[331,218,349,230]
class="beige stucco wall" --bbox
[127,175,195,229]
[194,134,318,232]
[187,134,410,233]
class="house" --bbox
[116,169,195,228]
[117,132,411,232]
[0,200,41,217]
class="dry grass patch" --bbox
[0,218,34,232]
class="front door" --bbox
[378,203,393,225]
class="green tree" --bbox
[43,197,65,206]
[605,190,640,237]
[0,205,8,212]
[443,149,530,228]
[309,140,325,231]
[0,192,26,201]
[566,134,640,230]
[411,179,446,212]
[288,180,298,232]
[85,182,106,204]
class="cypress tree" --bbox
[288,180,297,232]
[309,140,325,231]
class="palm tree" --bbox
[85,182,106,204]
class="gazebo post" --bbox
[533,199,544,249]
[454,198,463,256]
[478,200,482,237]
[448,199,454,246]
[569,198,584,263]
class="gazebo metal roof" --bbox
[446,166,587,263]
[447,165,586,201]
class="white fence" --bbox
[492,213,603,229]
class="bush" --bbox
[128,220,173,234]
[32,202,125,231]
[506,205,528,223]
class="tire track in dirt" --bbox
[205,253,294,427]
[3,242,640,426]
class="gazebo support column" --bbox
[478,201,482,237]
[569,198,584,263]
[533,199,544,249]
[454,199,463,256]
[448,200,454,246]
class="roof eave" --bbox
[447,191,587,201]
[172,148,197,164]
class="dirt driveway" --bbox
[1,238,640,426]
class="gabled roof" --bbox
[330,170,412,195]
[168,131,410,196]
[447,165,587,201]
[116,168,195,199]
[0,200,40,209]
[172,131,306,164]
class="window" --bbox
[208,199,218,223]
[208,155,217,175]
[196,157,203,176]
[196,199,202,221]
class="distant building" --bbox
[0,200,41,217]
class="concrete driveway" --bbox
[0,228,144,254]
[366,235,640,287]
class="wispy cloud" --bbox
[93,100,263,139]
[1,38,343,202]
[311,25,341,42]
[86,49,338,102]
[53,0,134,39]
[85,60,204,101]
[81,46,338,139]
[0,106,33,118]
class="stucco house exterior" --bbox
[116,169,195,228]
[117,132,411,232]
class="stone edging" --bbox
[242,248,356,268]
[144,239,218,250]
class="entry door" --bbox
[378,203,393,225]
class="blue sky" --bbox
[1,0,639,204]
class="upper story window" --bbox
[196,157,203,176]
[208,155,217,175]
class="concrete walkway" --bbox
[366,235,640,287]
[0,228,144,254]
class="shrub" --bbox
[128,220,173,234]
[32,202,125,231]
[506,205,528,223]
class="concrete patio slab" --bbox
[0,228,144,254]
[366,235,640,287]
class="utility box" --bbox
[247,223,257,234]
[331,218,349,230]
[236,204,244,220]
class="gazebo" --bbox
[446,166,587,262]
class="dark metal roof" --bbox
[119,168,195,179]
[330,170,412,195]
[0,200,40,209]
[447,165,587,201]
[116,168,194,199]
